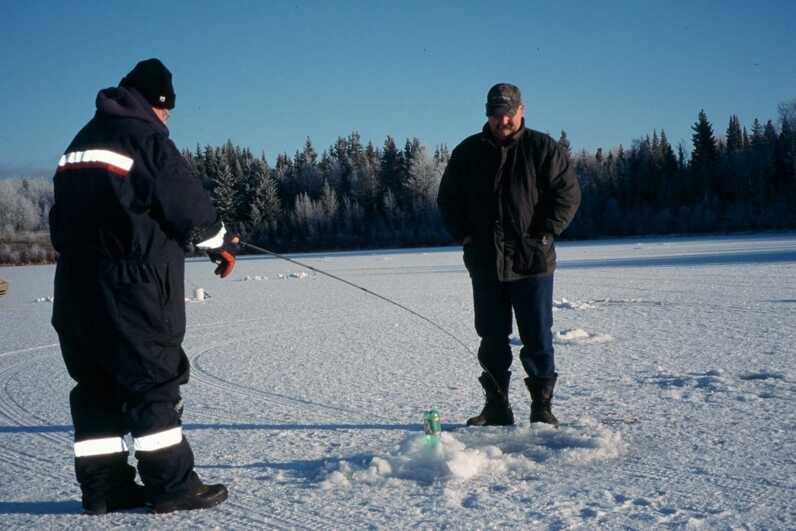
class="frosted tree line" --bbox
[183,133,451,251]
[0,179,52,235]
[0,179,55,264]
[0,102,794,264]
[565,102,796,238]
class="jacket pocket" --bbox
[162,262,186,338]
[513,235,551,275]
[103,263,169,340]
[113,278,167,337]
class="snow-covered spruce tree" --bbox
[247,159,282,239]
[319,180,339,228]
[379,136,404,209]
[689,109,719,203]
[295,137,322,198]
[401,137,422,207]
[658,131,679,207]
[292,192,323,243]
[726,115,743,155]
[340,196,364,245]
[211,162,237,223]
[350,140,379,216]
[406,144,440,210]
[778,99,796,130]
[774,116,796,205]
[558,130,572,160]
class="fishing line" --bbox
[237,240,506,400]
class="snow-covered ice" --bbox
[0,233,795,529]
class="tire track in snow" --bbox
[0,350,71,447]
[0,343,59,360]
[211,500,305,530]
[188,337,370,424]
[219,497,354,530]
[0,445,72,484]
[183,319,374,529]
[184,316,392,424]
[622,455,794,510]
[0,348,77,499]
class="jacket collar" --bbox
[95,86,169,136]
[481,119,526,148]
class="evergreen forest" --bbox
[1,104,794,263]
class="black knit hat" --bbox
[119,58,176,110]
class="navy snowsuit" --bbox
[49,86,221,503]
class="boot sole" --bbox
[151,487,228,514]
[466,417,515,427]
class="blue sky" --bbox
[1,0,794,177]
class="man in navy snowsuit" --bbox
[50,59,238,514]
[437,83,580,428]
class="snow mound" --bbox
[589,297,663,306]
[320,419,624,488]
[240,275,268,281]
[274,271,309,280]
[554,328,613,345]
[554,298,596,310]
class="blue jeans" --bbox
[471,273,555,379]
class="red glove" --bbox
[207,233,240,278]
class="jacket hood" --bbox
[95,86,169,136]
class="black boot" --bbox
[466,372,514,426]
[83,483,148,515]
[151,482,229,513]
[78,454,149,515]
[525,374,559,428]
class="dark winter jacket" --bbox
[437,122,581,281]
[49,86,221,340]
[49,86,220,263]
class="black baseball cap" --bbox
[486,83,522,117]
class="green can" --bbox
[423,409,441,439]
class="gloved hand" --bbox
[207,232,240,278]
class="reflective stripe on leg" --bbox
[133,426,183,452]
[74,436,128,458]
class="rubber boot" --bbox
[151,482,229,513]
[466,371,514,426]
[525,374,559,428]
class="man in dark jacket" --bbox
[437,83,580,428]
[50,59,238,514]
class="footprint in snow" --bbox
[554,328,613,345]
[511,329,613,346]
[553,298,596,310]
[738,371,786,381]
[639,369,765,401]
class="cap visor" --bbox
[486,104,517,117]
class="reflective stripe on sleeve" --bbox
[74,436,128,458]
[57,149,134,176]
[195,222,226,249]
[133,426,183,452]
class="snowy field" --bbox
[1,233,795,530]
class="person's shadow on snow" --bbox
[0,501,82,515]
